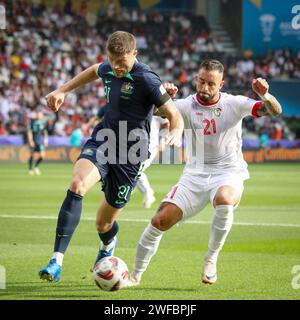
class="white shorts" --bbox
[162,171,248,221]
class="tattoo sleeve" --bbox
[257,95,282,117]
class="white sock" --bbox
[52,252,64,266]
[136,172,153,195]
[132,222,163,281]
[206,205,234,264]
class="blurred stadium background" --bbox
[0,0,300,300]
[0,0,300,163]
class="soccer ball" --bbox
[93,256,129,291]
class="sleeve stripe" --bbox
[156,92,171,108]
[251,101,264,118]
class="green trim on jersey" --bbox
[107,71,134,81]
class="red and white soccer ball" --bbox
[93,256,129,291]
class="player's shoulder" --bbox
[98,60,110,71]
[174,94,196,107]
[173,94,195,113]
[97,61,111,78]
[136,61,161,83]
[220,92,250,105]
[134,61,152,73]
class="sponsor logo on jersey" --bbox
[214,108,222,117]
[121,82,134,95]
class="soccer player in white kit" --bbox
[124,59,282,287]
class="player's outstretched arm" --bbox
[45,63,101,113]
[156,99,184,147]
[252,78,282,117]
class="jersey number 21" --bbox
[203,119,217,135]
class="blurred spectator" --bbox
[259,132,269,149]
[70,124,84,147]
[0,121,7,135]
[272,123,283,140]
[0,0,299,142]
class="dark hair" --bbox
[199,59,224,74]
[106,31,136,55]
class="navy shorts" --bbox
[78,138,143,208]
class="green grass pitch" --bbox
[0,162,300,300]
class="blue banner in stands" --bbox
[242,0,300,55]
[268,80,300,116]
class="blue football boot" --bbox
[92,236,118,270]
[39,259,61,282]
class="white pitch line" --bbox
[0,214,300,228]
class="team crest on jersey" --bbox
[121,82,134,95]
[214,108,222,117]
[82,148,94,156]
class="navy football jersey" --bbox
[91,60,170,159]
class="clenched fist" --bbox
[252,78,269,97]
[45,90,65,112]
[163,82,178,99]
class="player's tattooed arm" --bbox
[252,78,282,117]
[257,95,282,117]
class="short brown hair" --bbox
[106,31,136,55]
[200,59,224,74]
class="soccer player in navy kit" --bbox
[39,31,184,282]
[27,111,48,175]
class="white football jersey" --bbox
[174,92,263,176]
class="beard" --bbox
[114,70,126,78]
[198,92,215,103]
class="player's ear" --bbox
[194,74,199,85]
[219,80,225,90]
[133,49,138,57]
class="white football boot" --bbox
[122,273,141,288]
[202,260,217,285]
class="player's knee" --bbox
[214,190,239,206]
[151,204,179,231]
[70,176,87,196]
[151,216,170,231]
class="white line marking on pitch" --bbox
[0,214,300,228]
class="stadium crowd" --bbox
[0,0,299,141]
